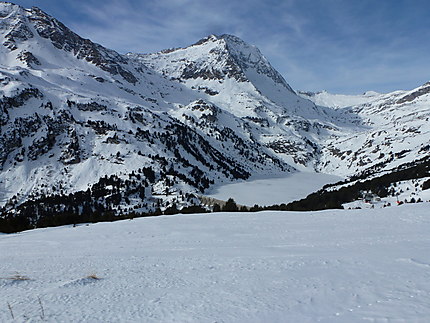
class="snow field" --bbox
[1,203,430,322]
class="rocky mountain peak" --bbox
[0,2,34,51]
[0,1,22,16]
[191,34,220,46]
[0,2,138,83]
[396,81,430,104]
[186,34,294,92]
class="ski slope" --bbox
[1,203,430,322]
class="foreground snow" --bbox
[1,204,430,322]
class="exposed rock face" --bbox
[60,127,81,165]
[0,2,138,83]
[221,34,294,91]
[27,7,138,84]
[0,2,429,218]
[17,50,41,66]
[1,3,34,50]
[397,82,430,104]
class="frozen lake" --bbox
[207,172,342,206]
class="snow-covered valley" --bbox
[1,1,430,322]
[207,172,342,206]
[1,203,430,322]
[1,2,430,223]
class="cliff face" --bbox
[1,2,429,218]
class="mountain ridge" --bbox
[0,2,429,225]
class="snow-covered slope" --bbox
[2,204,430,322]
[0,2,429,219]
[130,34,346,169]
[309,84,430,177]
[0,2,309,213]
[299,90,383,109]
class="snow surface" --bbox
[207,172,342,206]
[343,177,430,210]
[2,203,430,322]
[299,90,384,109]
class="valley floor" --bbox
[1,204,430,322]
[207,172,342,206]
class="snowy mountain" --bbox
[130,34,346,169]
[301,86,430,178]
[0,2,429,224]
[299,90,383,109]
[0,2,322,218]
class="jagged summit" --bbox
[0,2,32,51]
[137,33,294,93]
[130,33,321,123]
[0,1,21,12]
[1,2,429,220]
[219,34,294,92]
[0,2,138,83]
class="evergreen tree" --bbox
[222,198,238,212]
[212,203,221,212]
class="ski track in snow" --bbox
[1,203,430,322]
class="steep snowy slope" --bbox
[299,90,383,109]
[130,34,348,169]
[0,2,295,214]
[309,84,430,177]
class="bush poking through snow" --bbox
[3,273,31,281]
[86,274,101,280]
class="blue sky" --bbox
[10,0,430,94]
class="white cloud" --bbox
[41,0,430,94]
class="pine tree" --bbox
[222,198,238,212]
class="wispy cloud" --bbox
[68,0,247,53]
[12,0,430,93]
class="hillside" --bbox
[303,85,430,177]
[0,2,429,228]
[0,2,301,218]
[1,204,430,322]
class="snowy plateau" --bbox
[1,204,430,322]
[1,1,430,321]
